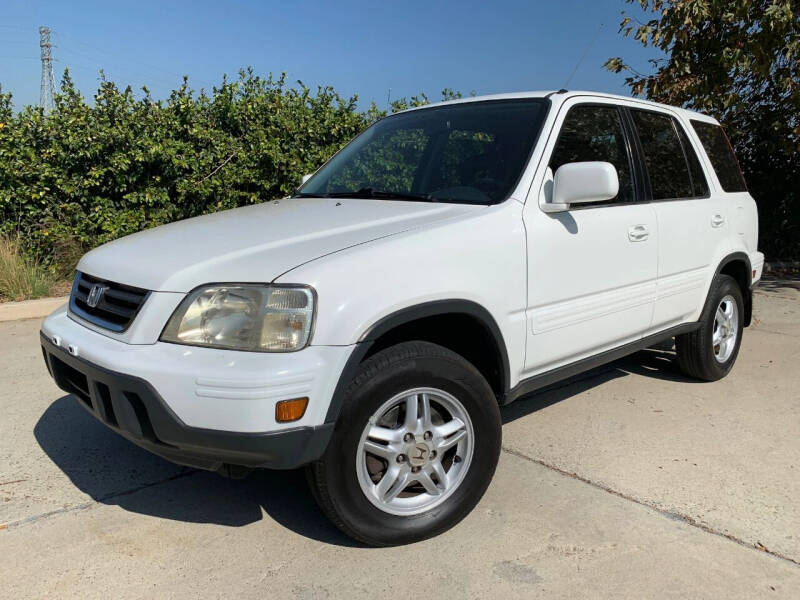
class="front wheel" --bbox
[307,341,501,546]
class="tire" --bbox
[307,341,501,546]
[675,274,744,381]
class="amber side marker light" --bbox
[276,397,309,423]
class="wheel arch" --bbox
[324,300,510,423]
[714,252,753,327]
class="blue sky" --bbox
[1,0,659,110]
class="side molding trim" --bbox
[503,322,700,405]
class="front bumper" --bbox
[41,307,353,432]
[41,333,334,471]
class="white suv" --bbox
[41,90,764,546]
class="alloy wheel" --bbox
[356,387,474,516]
[713,294,739,363]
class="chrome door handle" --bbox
[628,224,649,242]
[711,214,725,228]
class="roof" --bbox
[400,90,716,123]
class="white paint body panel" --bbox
[78,197,479,292]
[42,90,763,437]
[523,191,659,374]
[276,201,528,384]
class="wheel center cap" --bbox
[407,442,432,466]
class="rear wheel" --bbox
[307,341,501,546]
[676,274,744,381]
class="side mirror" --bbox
[541,161,619,213]
[301,174,313,185]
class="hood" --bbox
[78,197,479,292]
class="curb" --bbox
[765,261,800,272]
[0,296,68,323]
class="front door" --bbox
[522,100,658,375]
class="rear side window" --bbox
[549,105,635,203]
[691,120,747,192]
[631,110,699,200]
[674,122,709,197]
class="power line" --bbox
[0,25,35,32]
[39,26,55,113]
[53,30,215,89]
[58,47,186,90]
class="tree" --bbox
[605,0,799,260]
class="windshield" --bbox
[294,98,549,205]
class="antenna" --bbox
[564,23,603,88]
[39,26,56,113]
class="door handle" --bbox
[711,214,725,228]
[628,224,649,242]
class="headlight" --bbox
[161,284,315,352]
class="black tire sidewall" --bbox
[318,345,501,546]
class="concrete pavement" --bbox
[0,296,68,323]
[1,282,798,598]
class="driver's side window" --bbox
[549,105,634,204]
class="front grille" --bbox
[69,272,150,332]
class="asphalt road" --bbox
[1,279,798,599]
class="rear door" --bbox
[627,109,731,331]
[522,99,658,375]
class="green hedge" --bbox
[0,69,449,272]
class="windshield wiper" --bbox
[295,187,437,202]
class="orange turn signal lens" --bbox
[275,397,309,423]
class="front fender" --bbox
[276,201,529,404]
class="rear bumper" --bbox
[751,251,765,285]
[41,334,333,472]
[745,251,765,327]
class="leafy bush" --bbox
[0,234,56,301]
[0,69,440,272]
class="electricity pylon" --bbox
[39,26,55,113]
